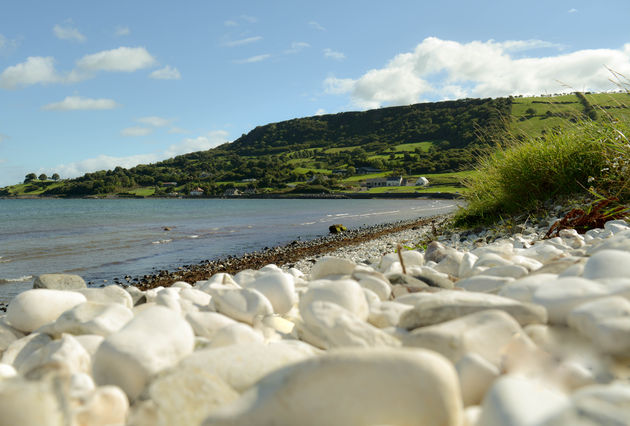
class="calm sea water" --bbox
[0,198,457,303]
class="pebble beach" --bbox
[1,208,630,425]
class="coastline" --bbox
[130,214,450,291]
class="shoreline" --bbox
[129,214,451,291]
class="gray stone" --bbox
[33,273,86,290]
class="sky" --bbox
[2,0,630,186]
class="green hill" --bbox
[3,92,629,198]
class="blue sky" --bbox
[2,0,630,186]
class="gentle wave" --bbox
[151,239,172,245]
[0,275,33,284]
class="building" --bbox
[415,177,429,186]
[223,188,242,196]
[357,167,382,175]
[365,178,387,188]
[386,176,403,187]
[189,187,204,196]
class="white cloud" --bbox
[0,56,60,89]
[76,47,156,72]
[309,21,326,31]
[569,8,578,13]
[149,65,181,80]
[324,37,630,108]
[324,48,345,60]
[53,24,86,42]
[224,20,238,27]
[114,26,130,36]
[286,42,310,54]
[224,36,263,47]
[121,127,153,137]
[53,131,229,178]
[315,108,326,115]
[137,116,172,127]
[0,133,7,143]
[235,54,271,64]
[43,96,119,111]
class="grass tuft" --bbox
[455,117,630,225]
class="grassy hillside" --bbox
[3,92,629,198]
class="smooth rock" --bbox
[73,386,129,426]
[38,301,134,337]
[583,249,630,280]
[18,333,91,380]
[478,375,570,426]
[203,348,462,426]
[181,341,319,392]
[211,288,273,325]
[76,285,133,309]
[455,275,514,293]
[6,289,87,333]
[458,252,479,278]
[298,301,400,349]
[74,334,105,357]
[402,309,523,365]
[456,352,500,406]
[1,332,52,368]
[171,281,192,289]
[244,271,297,315]
[33,273,86,290]
[411,267,454,289]
[368,301,414,328]
[92,306,195,400]
[398,290,547,329]
[481,264,529,279]
[567,296,630,356]
[185,311,237,339]
[299,279,369,321]
[0,320,24,353]
[498,273,558,303]
[541,381,630,425]
[355,274,391,301]
[434,251,464,277]
[0,379,66,425]
[310,256,356,279]
[532,277,607,324]
[425,241,450,263]
[179,288,212,308]
[209,323,264,348]
[138,366,239,426]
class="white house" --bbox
[415,177,429,186]
[365,178,387,188]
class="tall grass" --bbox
[455,116,630,225]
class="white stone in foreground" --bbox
[310,256,356,279]
[132,366,239,426]
[181,341,319,392]
[38,301,134,338]
[33,273,86,290]
[208,323,264,348]
[73,386,129,426]
[5,289,87,333]
[202,348,462,426]
[532,277,607,324]
[456,352,500,407]
[567,296,630,356]
[583,249,630,280]
[478,375,570,426]
[0,319,24,353]
[18,333,91,380]
[244,271,297,315]
[398,290,547,329]
[402,309,523,365]
[76,285,133,308]
[455,274,515,293]
[299,279,369,321]
[211,288,273,324]
[298,301,400,349]
[1,332,52,368]
[0,379,66,425]
[92,306,195,401]
[185,311,237,339]
[541,381,630,425]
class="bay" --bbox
[0,198,457,303]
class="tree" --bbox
[51,173,60,181]
[24,173,37,183]
[38,173,48,181]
